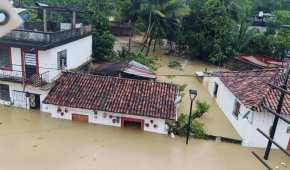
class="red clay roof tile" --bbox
[44,72,178,119]
[219,69,290,115]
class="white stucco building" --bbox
[0,19,92,111]
[43,72,179,134]
[202,69,290,150]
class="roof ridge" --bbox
[64,71,177,87]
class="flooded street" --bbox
[154,53,241,139]
[0,106,288,170]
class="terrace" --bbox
[0,69,50,87]
[0,23,92,50]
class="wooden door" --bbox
[72,114,89,123]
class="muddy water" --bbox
[0,106,288,170]
[154,53,241,139]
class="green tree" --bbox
[178,0,237,64]
[140,0,189,55]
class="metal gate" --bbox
[12,91,27,109]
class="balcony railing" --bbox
[0,70,50,87]
[1,25,92,44]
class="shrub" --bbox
[110,50,158,71]
[192,100,210,119]
[168,59,182,69]
[168,100,210,138]
[179,84,187,92]
[167,75,176,79]
[171,113,207,138]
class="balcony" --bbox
[0,24,92,50]
[0,70,50,87]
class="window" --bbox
[0,84,10,101]
[213,83,219,97]
[57,50,67,70]
[0,46,11,70]
[233,100,241,119]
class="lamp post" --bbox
[186,89,198,144]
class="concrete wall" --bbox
[39,35,92,81]
[0,36,92,82]
[203,77,290,149]
[0,81,49,110]
[0,48,23,78]
[42,104,169,134]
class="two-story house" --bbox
[0,5,92,111]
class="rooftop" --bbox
[0,23,92,50]
[218,69,290,115]
[44,72,178,119]
[89,60,156,79]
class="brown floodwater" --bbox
[154,53,241,139]
[0,106,288,170]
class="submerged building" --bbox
[0,5,92,110]
[43,72,179,134]
[202,69,290,150]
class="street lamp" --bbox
[186,89,198,144]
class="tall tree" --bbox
[178,0,237,64]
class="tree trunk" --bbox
[128,20,132,52]
[153,39,158,52]
[146,37,153,55]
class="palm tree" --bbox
[120,0,142,51]
[140,0,189,55]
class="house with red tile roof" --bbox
[203,69,290,150]
[43,72,179,134]
[225,55,286,71]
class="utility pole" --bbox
[264,66,290,160]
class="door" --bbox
[12,91,27,108]
[121,117,144,130]
[24,53,37,79]
[288,138,290,150]
[28,93,40,109]
[72,114,89,123]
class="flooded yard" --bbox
[154,53,241,140]
[0,106,289,170]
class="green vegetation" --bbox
[166,75,176,80]
[111,50,158,71]
[20,0,290,64]
[169,100,210,138]
[168,59,182,69]
[179,84,188,92]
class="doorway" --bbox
[121,117,144,130]
[72,114,89,123]
[22,49,38,80]
[28,93,40,109]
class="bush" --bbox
[192,100,210,119]
[168,59,182,69]
[179,84,187,92]
[171,113,207,138]
[110,50,158,71]
[168,100,210,138]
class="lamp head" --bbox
[189,89,197,101]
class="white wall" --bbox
[39,35,92,82]
[203,77,290,149]
[0,81,49,110]
[0,48,23,78]
[0,36,92,83]
[42,104,169,134]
